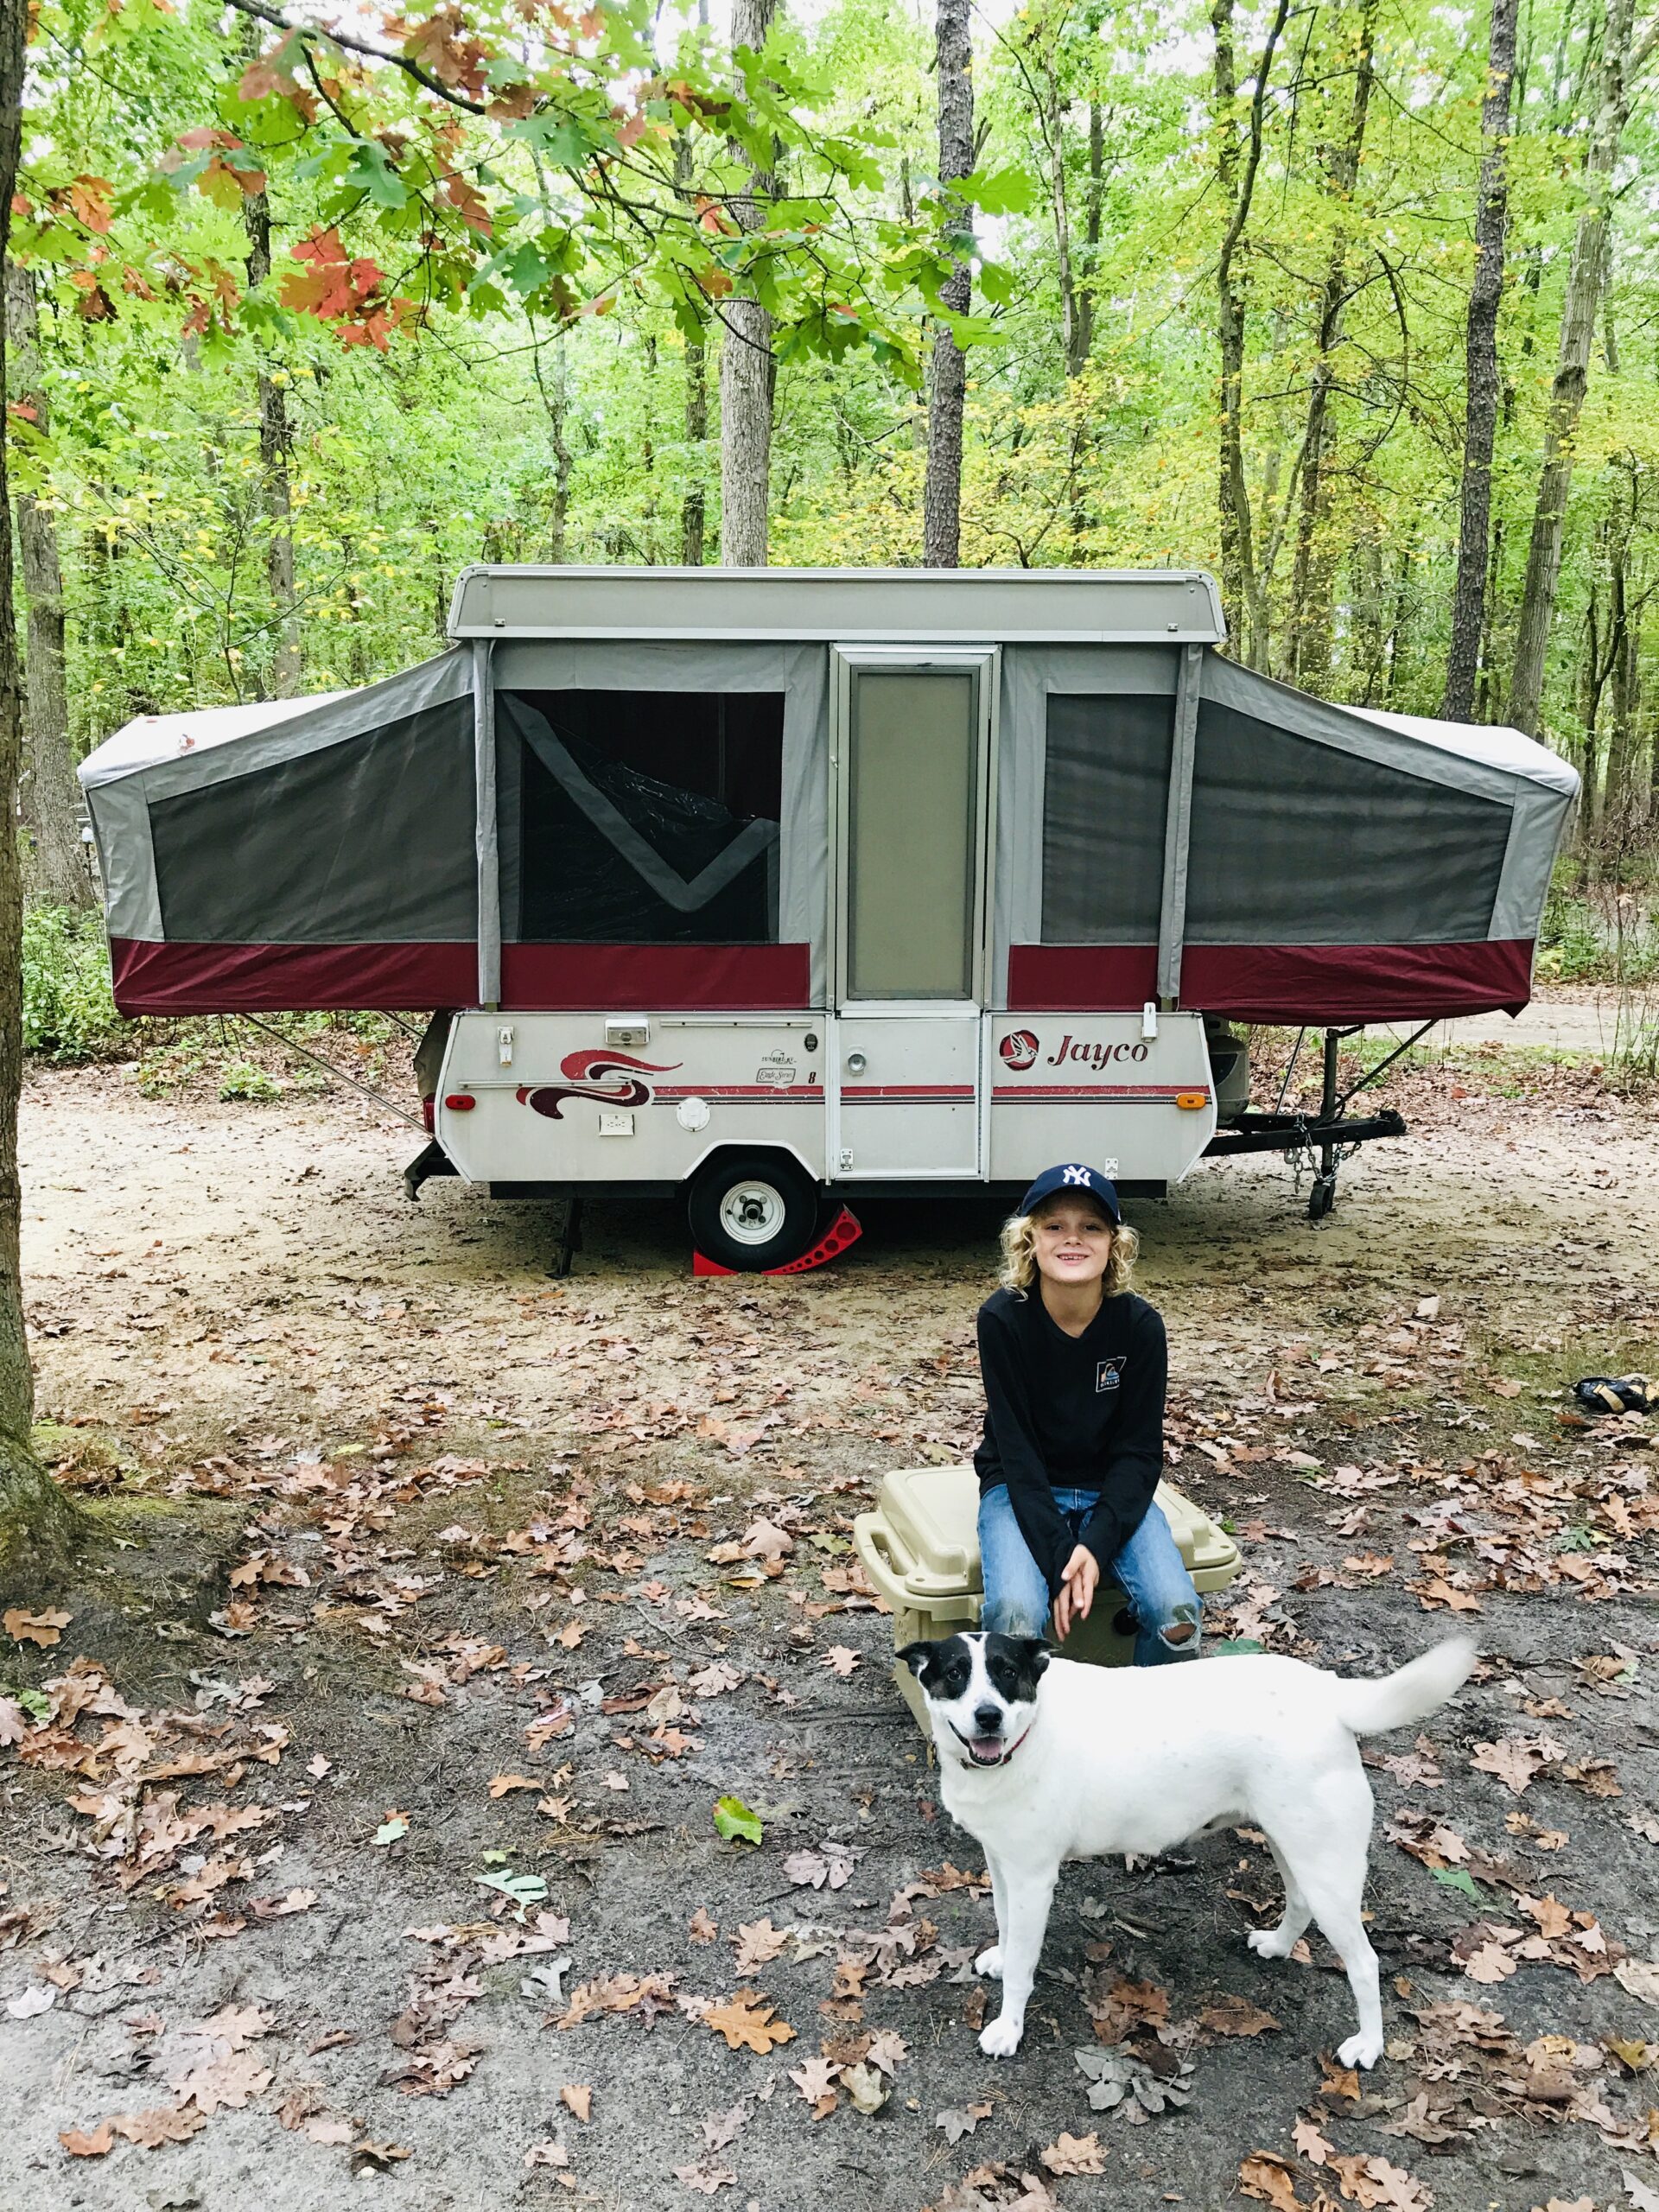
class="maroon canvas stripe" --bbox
[502,943,810,1012]
[1009,941,1535,1023]
[110,938,478,1015]
[108,939,812,1016]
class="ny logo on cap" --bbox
[1063,1166,1092,1186]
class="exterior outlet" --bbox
[497,1024,515,1066]
[599,1111,635,1137]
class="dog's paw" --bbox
[1336,2031,1383,2070]
[978,2013,1024,2059]
[1247,1927,1297,1961]
[974,1946,1003,1980]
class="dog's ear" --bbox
[896,1641,938,1680]
[1014,1637,1052,1688]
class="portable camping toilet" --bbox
[78,566,1579,1263]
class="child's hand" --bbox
[1051,1544,1099,1643]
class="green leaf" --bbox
[14,1687,49,1723]
[1432,1865,1497,1908]
[374,1815,410,1846]
[476,1869,550,1917]
[1214,1637,1264,1656]
[714,1794,763,1845]
[959,163,1037,215]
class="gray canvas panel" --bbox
[995,645,1181,1006]
[147,695,477,944]
[1492,781,1575,941]
[88,778,162,941]
[1185,699,1512,945]
[1040,694,1175,943]
[495,639,828,998]
[1201,652,1532,806]
[84,652,471,798]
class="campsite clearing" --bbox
[1,1035,1656,2212]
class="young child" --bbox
[975,1163,1200,1663]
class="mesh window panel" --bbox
[149,699,476,942]
[1185,701,1512,944]
[1040,694,1174,942]
[506,692,782,945]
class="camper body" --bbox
[79,567,1578,1267]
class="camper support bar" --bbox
[1202,1107,1407,1159]
[1156,642,1205,1005]
[474,639,500,1007]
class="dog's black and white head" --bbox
[897,1631,1050,1770]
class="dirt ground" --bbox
[2,1036,1657,2212]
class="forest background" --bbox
[6,0,1659,966]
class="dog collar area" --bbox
[950,1719,1034,1770]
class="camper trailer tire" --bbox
[688,1152,820,1273]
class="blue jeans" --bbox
[976,1486,1202,1666]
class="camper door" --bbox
[829,649,998,1179]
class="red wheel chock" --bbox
[693,1206,863,1278]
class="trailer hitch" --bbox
[1201,1107,1408,1160]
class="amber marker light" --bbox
[1174,1091,1209,1110]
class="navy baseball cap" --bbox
[1019,1163,1122,1224]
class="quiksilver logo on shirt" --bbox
[1096,1357,1125,1393]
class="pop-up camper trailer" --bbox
[79,566,1579,1268]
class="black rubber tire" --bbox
[687,1152,820,1273]
[1308,1173,1336,1223]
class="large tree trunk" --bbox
[0,0,79,1578]
[923,0,973,566]
[1506,0,1636,735]
[5,263,88,909]
[240,140,301,696]
[1441,0,1519,720]
[718,0,777,566]
[1211,0,1289,668]
[1283,0,1378,690]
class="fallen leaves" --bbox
[731,1918,791,1973]
[1470,1736,1564,1795]
[1200,1993,1281,2038]
[702,1991,796,2055]
[713,1795,762,1845]
[1040,2130,1106,2175]
[936,2100,993,2145]
[4,1607,71,1646]
[61,2106,207,2156]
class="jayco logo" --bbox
[1046,1034,1151,1068]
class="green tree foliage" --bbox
[8,0,1659,842]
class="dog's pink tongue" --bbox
[969,1736,1002,1762]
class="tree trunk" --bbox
[676,133,708,566]
[1506,0,1635,735]
[1211,0,1289,668]
[718,0,778,566]
[0,0,79,1579]
[923,0,973,566]
[240,130,301,696]
[1441,0,1518,720]
[1072,102,1104,372]
[5,263,88,909]
[1283,0,1378,690]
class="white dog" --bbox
[899,1630,1476,2068]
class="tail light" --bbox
[421,1096,435,1133]
[444,1093,476,1112]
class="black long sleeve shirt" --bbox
[974,1285,1167,1597]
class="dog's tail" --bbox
[1329,1637,1477,1738]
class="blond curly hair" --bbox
[998,1208,1140,1298]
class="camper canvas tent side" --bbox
[78,566,1578,1266]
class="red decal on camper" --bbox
[517,1051,682,1121]
[998,1029,1039,1071]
